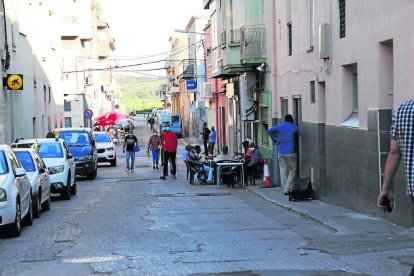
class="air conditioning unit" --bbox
[201,82,213,98]
[319,23,331,59]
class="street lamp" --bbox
[174,29,210,36]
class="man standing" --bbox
[160,123,178,180]
[267,114,299,195]
[201,122,211,155]
[122,126,138,173]
[378,98,414,211]
[208,126,216,156]
[148,129,161,170]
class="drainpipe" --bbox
[271,0,279,186]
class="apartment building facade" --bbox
[274,0,414,227]
[0,0,64,143]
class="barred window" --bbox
[339,0,346,38]
[287,22,293,56]
[64,100,71,112]
[310,81,316,104]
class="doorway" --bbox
[293,97,302,178]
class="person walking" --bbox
[148,129,161,170]
[377,98,414,275]
[122,126,138,173]
[208,126,216,156]
[160,124,178,180]
[149,116,155,131]
[267,114,299,195]
[201,122,211,155]
[378,98,414,211]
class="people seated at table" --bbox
[189,145,214,184]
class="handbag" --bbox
[133,145,140,152]
[146,150,150,158]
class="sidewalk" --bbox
[246,185,414,235]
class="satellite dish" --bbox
[195,107,205,118]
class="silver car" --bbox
[0,145,33,237]
[13,148,51,218]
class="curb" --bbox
[246,186,338,232]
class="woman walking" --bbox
[148,130,161,169]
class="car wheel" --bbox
[110,157,117,167]
[23,194,34,226]
[9,200,22,237]
[61,173,72,200]
[71,182,77,196]
[88,166,97,180]
[32,193,41,219]
[41,193,51,211]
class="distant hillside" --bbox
[119,76,163,114]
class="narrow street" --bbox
[0,117,412,275]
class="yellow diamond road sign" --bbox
[6,74,23,90]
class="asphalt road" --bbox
[0,116,412,275]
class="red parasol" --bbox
[93,111,129,126]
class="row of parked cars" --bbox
[0,127,117,237]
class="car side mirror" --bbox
[39,167,46,174]
[67,153,73,159]
[15,167,26,177]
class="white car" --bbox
[0,144,33,237]
[94,132,117,166]
[12,138,76,200]
[13,148,51,218]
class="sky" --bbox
[96,0,208,78]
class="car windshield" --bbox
[37,143,64,158]
[0,150,8,175]
[171,115,180,123]
[95,133,111,143]
[161,115,170,122]
[14,151,36,172]
[58,131,91,146]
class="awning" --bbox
[209,69,239,79]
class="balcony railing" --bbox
[240,25,266,60]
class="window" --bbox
[308,0,314,50]
[341,63,358,128]
[43,85,47,102]
[310,81,316,103]
[287,0,292,56]
[48,86,51,103]
[64,100,71,112]
[339,0,346,38]
[64,117,72,128]
[280,98,288,120]
[287,22,292,56]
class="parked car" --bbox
[13,148,51,218]
[53,128,98,180]
[0,144,33,237]
[12,138,77,200]
[94,132,116,167]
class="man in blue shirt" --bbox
[267,114,299,195]
[208,126,217,156]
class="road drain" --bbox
[155,191,231,197]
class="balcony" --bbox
[230,29,241,44]
[178,60,195,80]
[240,25,266,64]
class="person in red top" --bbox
[160,123,178,180]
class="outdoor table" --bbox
[215,162,245,190]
